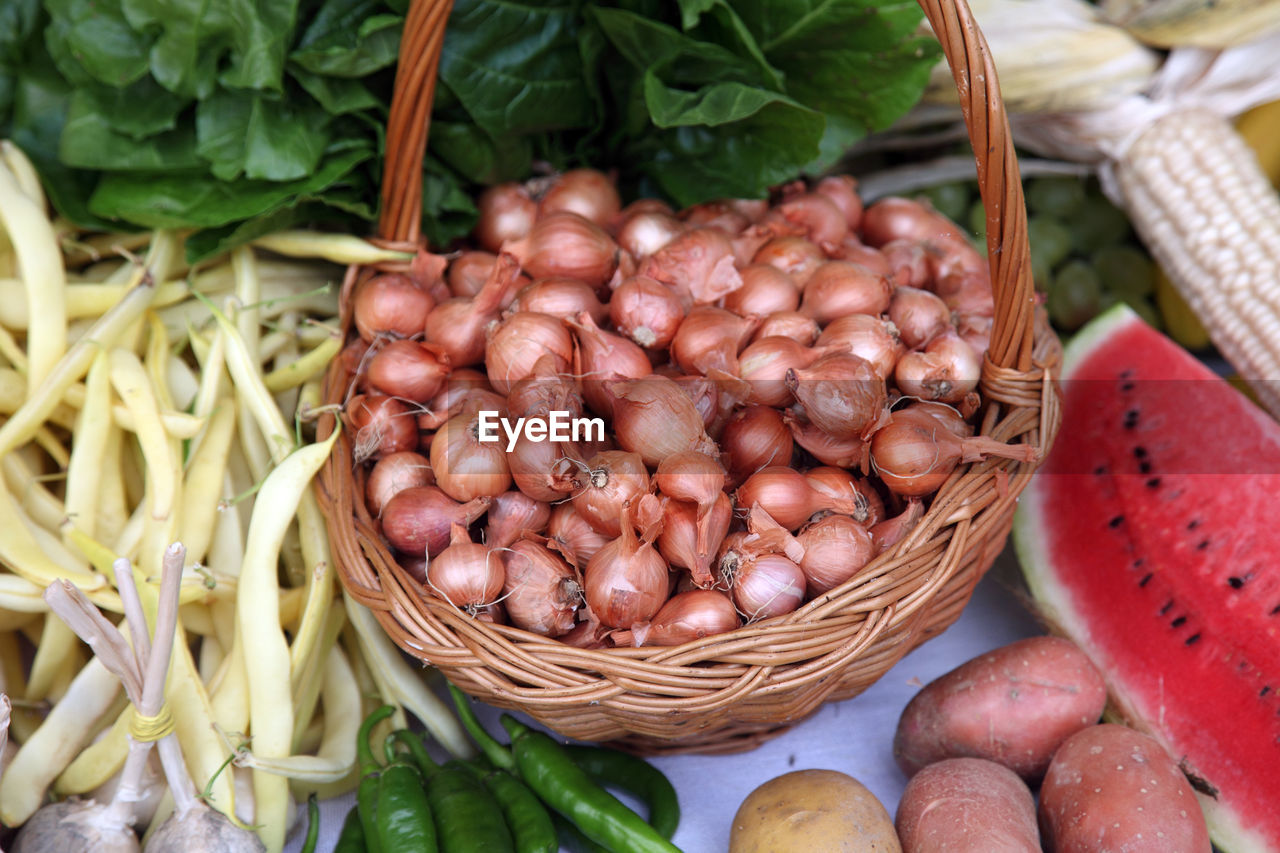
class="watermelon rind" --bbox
[1013,303,1273,853]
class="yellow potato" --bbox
[729,769,902,853]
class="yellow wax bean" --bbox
[54,704,131,795]
[25,615,77,701]
[0,160,65,394]
[109,348,176,521]
[64,350,112,542]
[0,657,121,825]
[250,231,413,266]
[179,399,236,566]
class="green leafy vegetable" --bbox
[0,0,939,261]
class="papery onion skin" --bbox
[347,394,419,462]
[429,412,512,501]
[536,168,621,227]
[475,183,537,252]
[870,497,925,553]
[798,261,894,325]
[484,311,574,396]
[653,451,725,517]
[724,551,806,620]
[485,491,551,550]
[815,175,863,230]
[507,278,607,325]
[724,265,800,318]
[424,253,522,367]
[870,408,1037,497]
[366,450,434,516]
[803,466,875,524]
[609,275,685,350]
[785,352,889,441]
[426,524,504,610]
[556,450,650,538]
[353,273,435,342]
[670,306,757,376]
[783,412,869,471]
[613,589,740,647]
[753,236,826,287]
[567,312,652,416]
[721,405,793,485]
[508,432,580,503]
[734,466,864,531]
[640,227,743,306]
[616,211,685,259]
[584,511,670,629]
[771,192,848,252]
[737,337,837,408]
[606,375,719,467]
[501,538,581,636]
[547,503,610,572]
[658,493,732,588]
[816,314,904,380]
[894,329,981,403]
[502,211,619,287]
[751,311,820,346]
[366,339,451,403]
[888,285,951,350]
[381,486,491,558]
[796,514,875,595]
[860,196,969,248]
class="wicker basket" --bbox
[316,0,1063,755]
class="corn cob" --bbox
[1111,108,1280,415]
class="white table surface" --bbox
[284,547,1042,853]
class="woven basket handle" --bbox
[917,0,1035,373]
[378,0,453,244]
[375,0,1034,371]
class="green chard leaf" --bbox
[292,4,403,77]
[439,0,594,138]
[45,0,152,87]
[195,89,331,182]
[60,89,201,171]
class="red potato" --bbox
[895,758,1039,853]
[1039,724,1211,852]
[894,636,1106,781]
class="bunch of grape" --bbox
[918,175,1198,342]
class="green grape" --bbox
[1067,196,1132,253]
[1048,259,1103,331]
[1093,245,1155,298]
[1100,292,1164,330]
[922,182,972,223]
[1026,177,1087,218]
[967,199,987,242]
[1028,217,1073,270]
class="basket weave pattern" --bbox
[316,0,1062,754]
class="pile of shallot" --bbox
[341,169,1035,648]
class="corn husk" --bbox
[1100,0,1280,48]
[922,0,1160,113]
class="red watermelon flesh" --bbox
[1015,305,1280,852]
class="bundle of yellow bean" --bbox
[917,0,1280,418]
[0,143,467,852]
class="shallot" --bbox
[501,538,581,636]
[382,486,491,557]
[613,589,739,647]
[427,523,504,612]
[870,408,1037,497]
[796,514,875,595]
[584,503,669,629]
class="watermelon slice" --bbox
[1014,304,1280,852]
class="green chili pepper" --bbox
[563,745,680,839]
[300,793,321,853]
[479,764,559,853]
[424,759,517,853]
[375,758,438,853]
[356,705,396,853]
[552,812,612,853]
[334,804,368,853]
[356,706,438,853]
[500,715,682,853]
[448,682,515,770]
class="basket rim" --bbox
[313,0,1063,749]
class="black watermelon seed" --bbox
[1138,460,1153,474]
[1172,615,1187,628]
[1160,601,1175,615]
[1133,557,1146,568]
[1121,381,1135,392]
[1133,446,1148,458]
[1123,409,1140,429]
[1228,576,1245,589]
[1196,539,1210,551]
[1138,573,1153,587]
[1146,477,1162,488]
[1187,519,1202,530]
[1108,515,1124,528]
[1262,686,1272,697]
[1093,465,1108,476]
[1185,633,1201,646]
[1271,603,1280,616]
[1120,369,1135,379]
